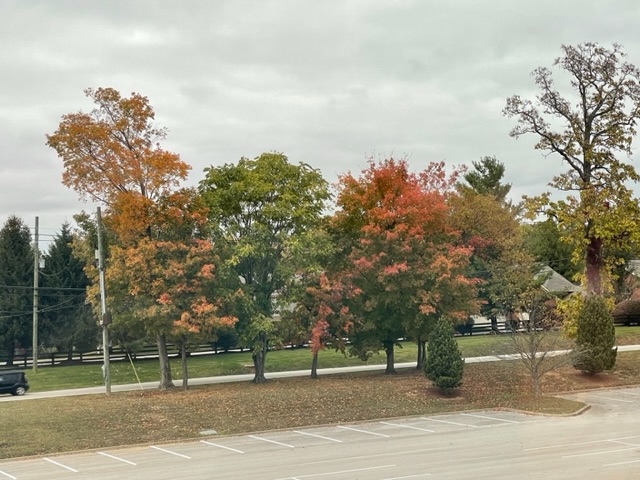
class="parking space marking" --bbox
[607,439,640,447]
[420,417,478,428]
[274,464,396,479]
[380,421,434,433]
[248,435,294,448]
[150,445,191,459]
[382,474,431,479]
[200,440,244,453]
[43,457,78,473]
[590,395,634,403]
[336,425,390,437]
[604,459,640,467]
[97,451,137,465]
[294,430,342,443]
[0,470,16,480]
[562,446,639,458]
[523,435,640,452]
[461,413,519,424]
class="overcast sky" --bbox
[3,0,640,241]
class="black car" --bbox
[0,370,29,395]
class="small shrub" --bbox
[424,318,464,393]
[572,294,617,374]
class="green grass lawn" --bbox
[16,326,640,392]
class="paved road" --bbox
[3,344,639,402]
[1,386,639,479]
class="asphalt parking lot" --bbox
[1,387,639,479]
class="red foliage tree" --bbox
[333,158,478,373]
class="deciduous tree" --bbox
[107,238,235,389]
[333,158,478,373]
[199,152,329,383]
[504,43,640,294]
[47,87,196,388]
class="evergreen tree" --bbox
[424,318,464,393]
[40,224,97,360]
[462,156,512,203]
[573,295,617,374]
[0,216,33,365]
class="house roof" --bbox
[536,266,582,295]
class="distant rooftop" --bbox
[536,265,582,295]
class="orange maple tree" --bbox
[108,237,236,389]
[47,88,211,389]
[46,87,191,241]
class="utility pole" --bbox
[32,216,39,373]
[96,207,111,394]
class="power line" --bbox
[0,284,86,292]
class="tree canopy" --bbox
[333,158,478,373]
[199,152,330,383]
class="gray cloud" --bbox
[2,0,640,235]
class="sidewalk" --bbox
[4,344,639,402]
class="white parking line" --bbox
[294,430,342,443]
[248,435,294,448]
[97,451,137,465]
[420,417,478,428]
[461,413,519,424]
[200,440,244,453]
[150,446,191,459]
[336,425,390,437]
[607,439,640,447]
[562,447,638,458]
[604,459,640,467]
[0,470,17,480]
[590,395,634,403]
[43,457,78,473]
[273,464,396,479]
[523,435,640,451]
[382,474,431,479]
[380,421,435,433]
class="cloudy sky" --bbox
[3,0,640,241]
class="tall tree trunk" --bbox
[157,334,174,390]
[585,237,603,294]
[416,338,426,369]
[311,350,319,379]
[252,332,268,384]
[383,339,396,374]
[180,342,189,391]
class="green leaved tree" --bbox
[199,152,330,383]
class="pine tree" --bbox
[573,295,617,374]
[0,216,33,365]
[424,318,464,393]
[41,224,97,360]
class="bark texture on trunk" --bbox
[252,333,268,384]
[311,350,319,379]
[157,333,174,390]
[416,339,426,369]
[180,343,189,390]
[585,236,603,294]
[384,340,396,374]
